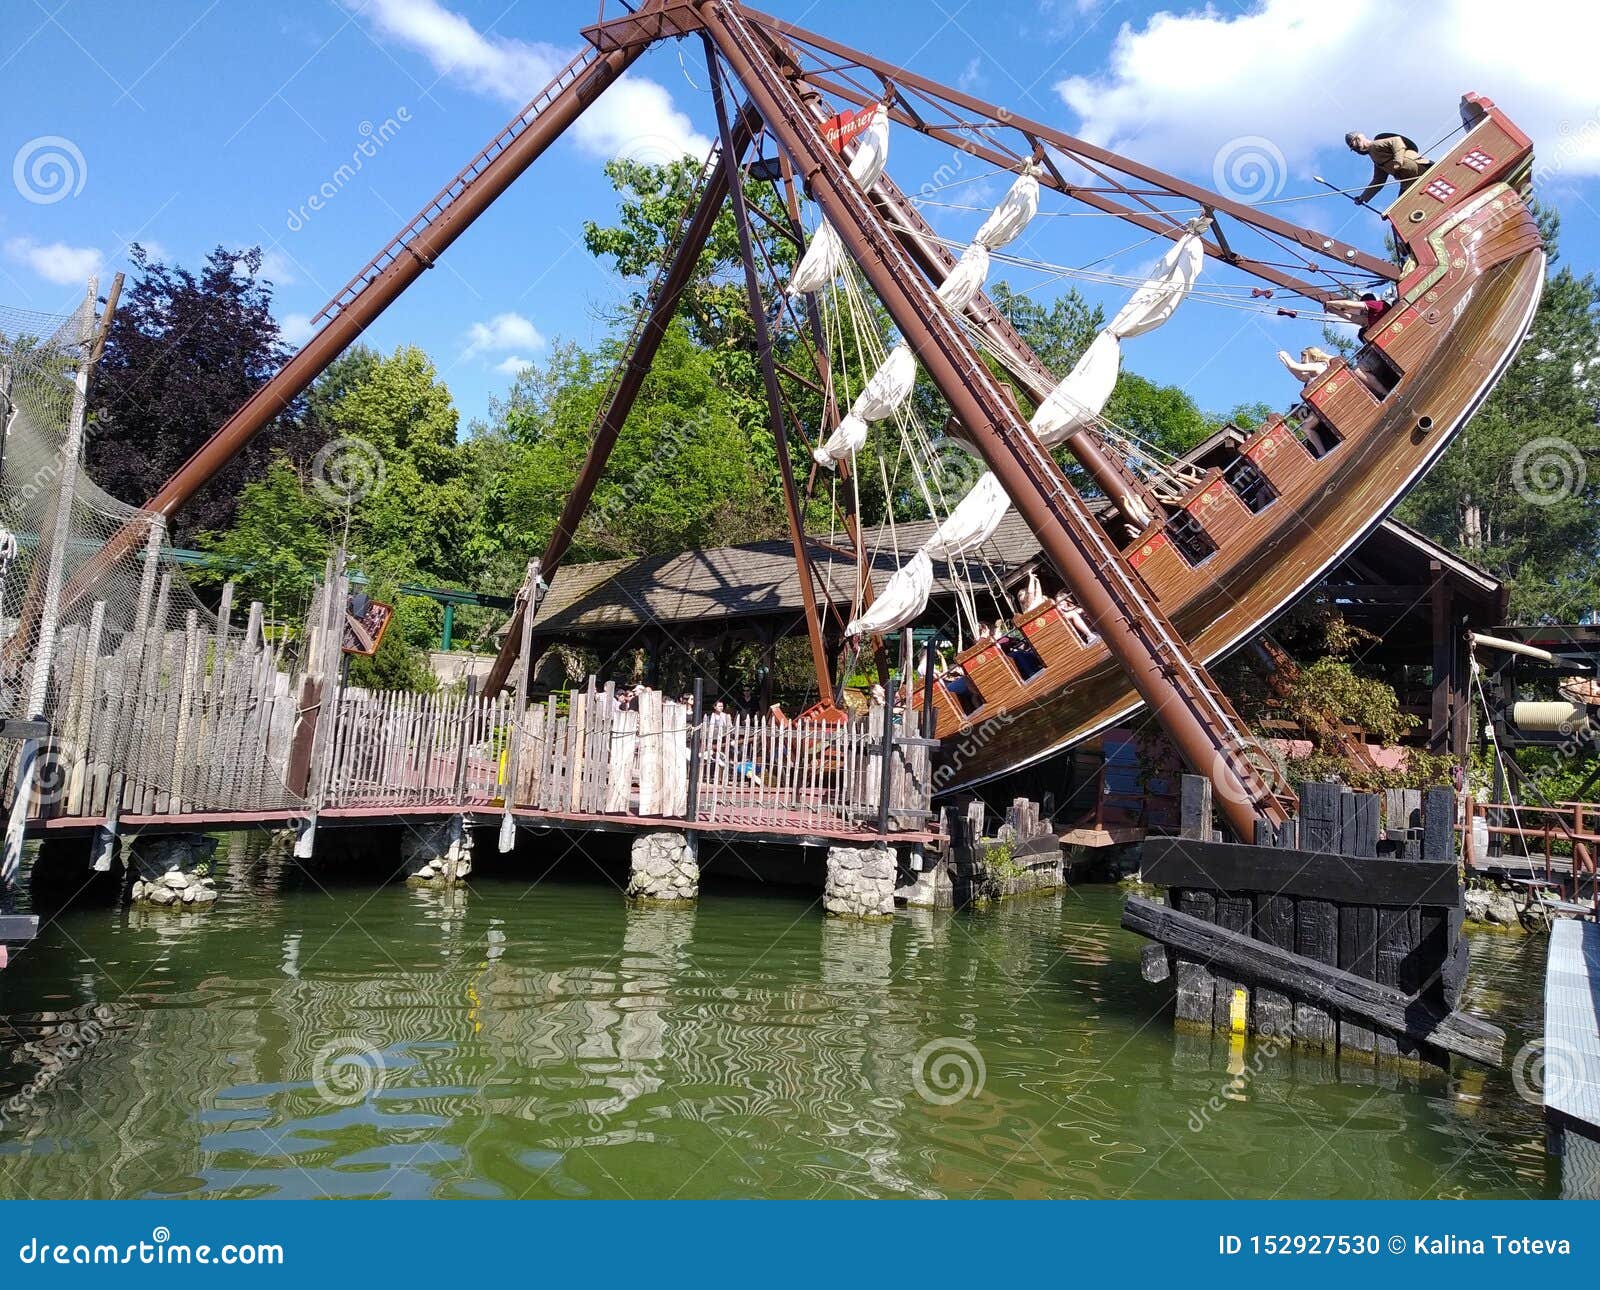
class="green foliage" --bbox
[192,457,331,619]
[1399,232,1600,621]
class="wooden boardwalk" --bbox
[1545,918,1600,1196]
[4,561,938,868]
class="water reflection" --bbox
[0,876,1558,1200]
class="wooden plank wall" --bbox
[1159,776,1465,1065]
[16,647,939,838]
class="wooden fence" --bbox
[314,678,935,835]
[10,593,937,840]
[8,584,302,823]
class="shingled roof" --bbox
[526,510,1500,641]
[529,511,1043,638]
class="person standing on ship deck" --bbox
[1346,131,1432,206]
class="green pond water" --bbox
[0,851,1557,1199]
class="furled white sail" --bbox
[936,244,991,311]
[973,165,1042,250]
[789,222,845,296]
[787,108,892,298]
[1030,331,1121,446]
[816,413,869,464]
[815,343,917,467]
[845,473,1010,636]
[845,550,934,638]
[925,471,1011,559]
[1107,223,1207,339]
[848,106,891,189]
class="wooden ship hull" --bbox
[920,108,1544,791]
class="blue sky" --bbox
[4,0,1598,436]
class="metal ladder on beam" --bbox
[306,45,604,333]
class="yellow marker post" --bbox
[1229,987,1249,1036]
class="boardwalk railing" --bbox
[312,679,935,836]
[11,611,937,840]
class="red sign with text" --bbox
[821,103,880,154]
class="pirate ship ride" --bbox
[78,1,1543,842]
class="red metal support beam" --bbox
[67,14,668,614]
[743,7,1397,288]
[485,106,761,695]
[706,40,834,699]
[700,0,1289,838]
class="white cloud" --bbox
[574,77,712,167]
[257,248,299,286]
[281,311,316,345]
[493,354,532,376]
[464,311,544,359]
[349,0,710,162]
[1056,0,1600,183]
[4,237,103,285]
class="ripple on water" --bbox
[0,875,1557,1199]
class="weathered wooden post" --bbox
[685,677,704,824]
[1172,775,1218,1029]
[498,559,539,853]
[294,554,348,859]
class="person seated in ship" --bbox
[1326,292,1393,331]
[1001,631,1045,680]
[975,622,992,642]
[941,664,979,713]
[1345,131,1433,207]
[1277,345,1333,384]
[1020,570,1046,613]
[1053,591,1074,618]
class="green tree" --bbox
[1400,213,1600,621]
